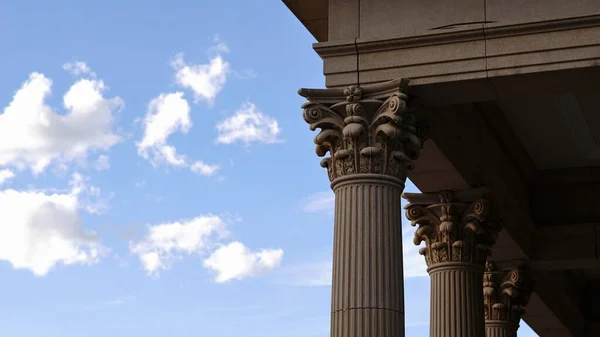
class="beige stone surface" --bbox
[358,0,485,40]
[486,0,600,27]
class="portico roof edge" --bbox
[313,14,600,57]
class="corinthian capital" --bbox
[298,78,428,183]
[484,262,535,324]
[402,188,502,268]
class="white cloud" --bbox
[209,35,230,54]
[171,50,229,105]
[0,71,123,175]
[94,155,110,171]
[63,61,96,77]
[204,241,283,283]
[302,191,335,214]
[0,169,15,185]
[190,160,220,176]
[137,92,191,167]
[69,173,112,215]
[129,215,229,276]
[0,173,108,276]
[130,216,283,282]
[138,42,230,172]
[216,102,282,145]
[232,69,258,80]
[137,92,220,175]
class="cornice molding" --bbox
[314,15,600,57]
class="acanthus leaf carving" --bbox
[299,78,427,182]
[483,262,535,324]
[402,188,502,267]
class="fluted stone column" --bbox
[403,189,502,337]
[299,78,427,337]
[484,263,534,337]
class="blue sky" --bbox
[0,1,538,336]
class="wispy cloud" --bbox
[136,92,192,168]
[129,215,229,276]
[301,191,334,214]
[82,295,135,312]
[232,68,258,80]
[215,102,282,146]
[0,169,15,185]
[94,154,110,171]
[63,60,97,78]
[137,38,227,174]
[190,160,220,176]
[171,47,229,105]
[127,215,283,282]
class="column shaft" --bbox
[429,263,485,337]
[331,175,405,337]
[485,322,518,337]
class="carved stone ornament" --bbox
[402,188,502,267]
[483,262,535,324]
[298,78,428,183]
